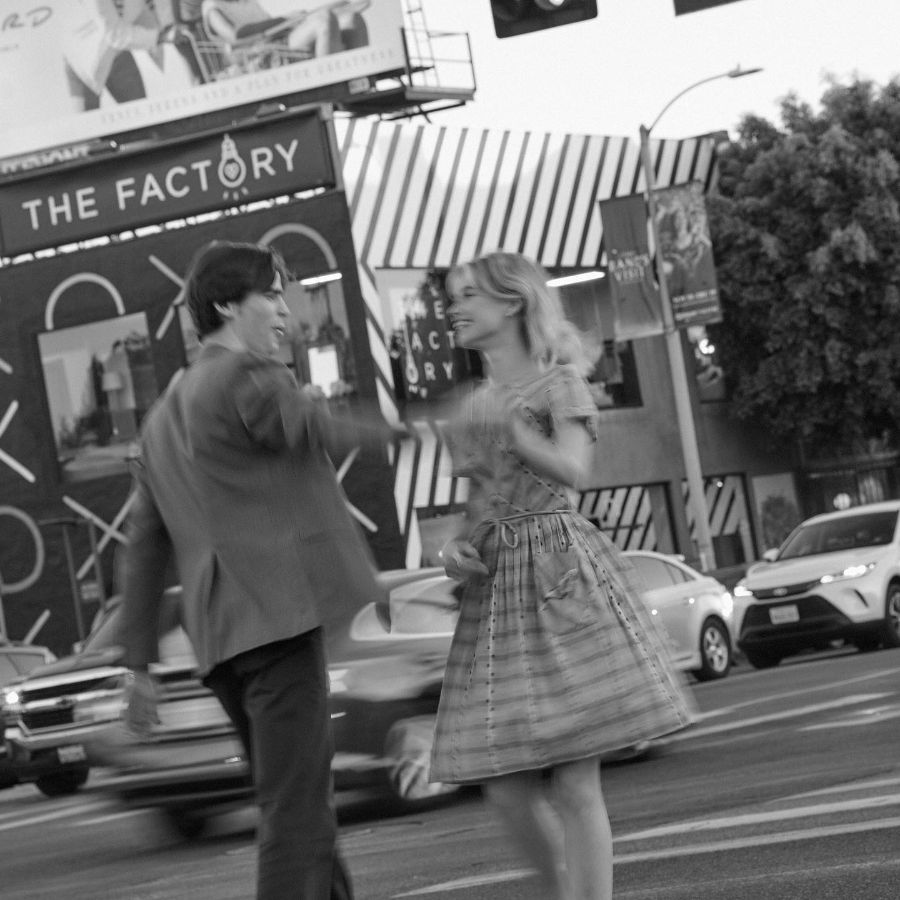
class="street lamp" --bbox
[639,65,762,571]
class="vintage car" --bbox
[0,640,57,790]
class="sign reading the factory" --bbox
[0,111,335,255]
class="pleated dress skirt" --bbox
[430,509,697,784]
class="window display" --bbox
[38,313,159,483]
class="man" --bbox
[121,240,390,900]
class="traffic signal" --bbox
[490,1,598,39]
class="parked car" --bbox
[733,501,900,668]
[0,640,57,789]
[623,550,734,681]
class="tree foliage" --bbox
[707,77,900,460]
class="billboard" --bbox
[0,0,405,161]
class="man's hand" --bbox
[124,670,160,738]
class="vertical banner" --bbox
[653,182,722,327]
[598,195,663,339]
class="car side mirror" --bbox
[762,548,779,563]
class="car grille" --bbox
[750,579,819,600]
[19,675,118,703]
[740,595,850,638]
[21,707,75,730]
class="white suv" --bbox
[734,501,900,668]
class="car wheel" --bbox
[693,617,732,681]
[882,583,900,648]
[35,766,89,797]
[743,649,781,670]
[384,716,460,810]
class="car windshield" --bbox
[0,649,50,686]
[778,511,898,560]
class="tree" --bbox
[707,77,900,461]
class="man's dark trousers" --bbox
[205,628,352,900]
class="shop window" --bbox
[377,267,642,411]
[279,275,357,399]
[553,271,642,409]
[590,340,641,408]
[178,271,359,401]
[38,313,159,484]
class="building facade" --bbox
[333,115,798,570]
[0,112,799,653]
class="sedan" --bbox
[623,550,735,681]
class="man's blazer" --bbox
[122,343,384,675]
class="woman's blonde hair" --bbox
[446,251,594,376]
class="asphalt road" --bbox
[1,646,898,899]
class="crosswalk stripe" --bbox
[613,816,900,863]
[0,800,108,833]
[672,693,892,740]
[616,793,900,841]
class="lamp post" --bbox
[639,65,762,571]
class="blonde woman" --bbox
[431,251,695,900]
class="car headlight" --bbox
[720,591,734,618]
[733,583,753,598]
[819,562,876,584]
[2,689,20,707]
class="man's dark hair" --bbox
[185,241,288,338]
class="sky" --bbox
[417,0,900,140]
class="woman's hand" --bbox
[441,538,489,581]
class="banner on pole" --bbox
[598,194,663,340]
[653,182,722,327]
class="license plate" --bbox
[57,744,86,764]
[770,604,799,624]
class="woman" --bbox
[431,251,696,900]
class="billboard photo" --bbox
[0,1,405,161]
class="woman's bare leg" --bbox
[551,757,612,900]
[483,770,571,900]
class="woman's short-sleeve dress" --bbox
[430,365,696,784]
